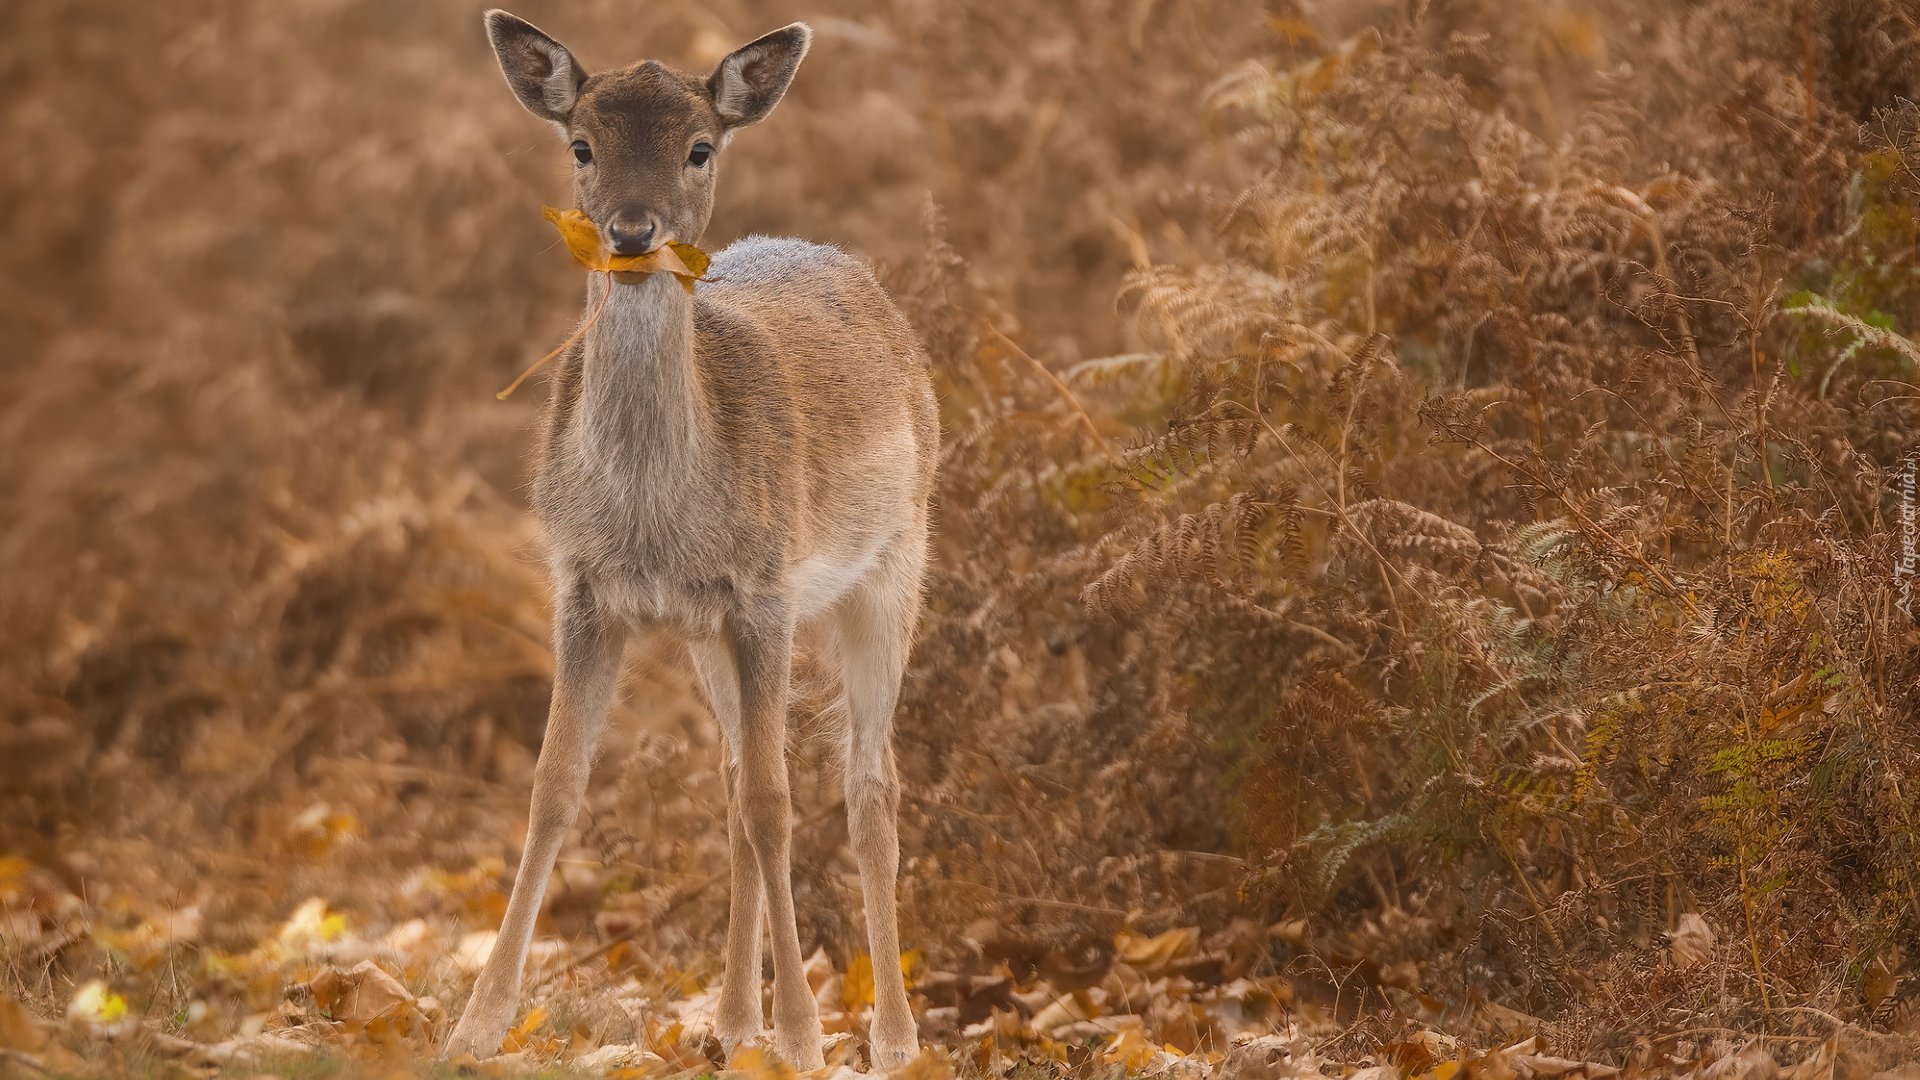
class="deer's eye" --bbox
[688,142,713,167]
[570,140,592,165]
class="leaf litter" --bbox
[5,867,1911,1080]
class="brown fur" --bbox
[447,12,936,1068]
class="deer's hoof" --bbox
[869,1039,918,1069]
[869,1017,918,1068]
[444,1004,513,1060]
[781,1042,827,1072]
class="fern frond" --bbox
[1123,418,1260,487]
[1508,518,1581,564]
[1345,498,1482,567]
[1060,352,1173,388]
[1118,264,1292,358]
[1082,491,1279,616]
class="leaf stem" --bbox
[497,271,614,401]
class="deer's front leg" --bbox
[688,636,767,1054]
[446,578,626,1059]
[732,611,825,1070]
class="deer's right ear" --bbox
[485,10,586,124]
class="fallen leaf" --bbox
[0,858,30,905]
[822,1029,856,1068]
[1473,999,1544,1041]
[1103,1027,1159,1072]
[1669,913,1716,970]
[733,1044,799,1080]
[284,803,361,860]
[1219,1033,1308,1080]
[499,1005,550,1055]
[576,1042,669,1071]
[804,946,836,994]
[1116,926,1201,976]
[889,1049,954,1080]
[278,897,345,949]
[840,950,918,1011]
[843,952,874,1010]
[1269,918,1309,945]
[542,207,711,292]
[307,960,422,1039]
[0,995,48,1051]
[454,930,498,972]
[1780,1042,1836,1080]
[1514,1053,1622,1079]
[1863,956,1897,1013]
[1030,991,1098,1036]
[66,979,127,1025]
[916,971,1014,1024]
[1696,1045,1780,1080]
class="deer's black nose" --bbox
[607,217,657,255]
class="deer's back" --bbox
[693,237,937,547]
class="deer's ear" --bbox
[706,24,811,130]
[485,9,587,123]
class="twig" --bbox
[524,870,723,993]
[0,1048,59,1077]
[497,271,614,401]
[1440,421,1704,620]
[526,799,849,993]
[978,320,1121,466]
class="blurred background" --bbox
[4,0,1920,1071]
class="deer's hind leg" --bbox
[828,536,926,1067]
[729,607,826,1070]
[689,634,769,1055]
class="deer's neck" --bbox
[574,271,707,491]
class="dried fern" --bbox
[1082,492,1279,616]
[1122,418,1260,488]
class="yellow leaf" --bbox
[67,980,127,1024]
[542,207,710,292]
[1115,926,1200,975]
[544,205,603,267]
[1266,17,1321,46]
[500,1005,548,1054]
[731,1045,798,1080]
[1102,1027,1157,1072]
[279,897,346,947]
[0,857,30,905]
[843,952,874,1010]
[1418,1063,1463,1080]
[286,804,362,860]
[840,950,920,1010]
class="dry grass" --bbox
[3,0,1920,1076]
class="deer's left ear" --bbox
[707,23,811,131]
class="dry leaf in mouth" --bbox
[498,209,714,400]
[542,206,711,291]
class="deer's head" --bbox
[485,10,810,255]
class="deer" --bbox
[444,11,937,1069]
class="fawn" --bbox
[445,11,937,1069]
